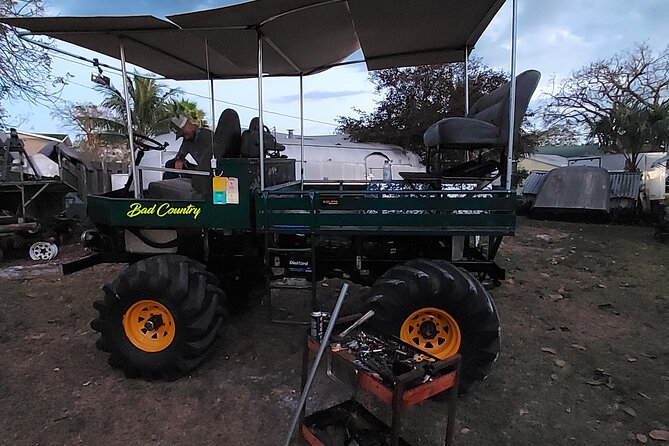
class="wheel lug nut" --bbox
[144,314,163,332]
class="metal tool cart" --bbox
[300,328,461,446]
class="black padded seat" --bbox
[423,69,541,150]
[147,178,203,200]
[214,108,242,158]
[240,117,286,158]
[424,118,500,147]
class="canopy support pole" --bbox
[257,31,265,191]
[505,0,518,191]
[300,74,305,189]
[205,36,216,167]
[464,46,470,115]
[119,38,139,199]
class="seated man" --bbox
[165,116,214,179]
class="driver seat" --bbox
[213,108,242,158]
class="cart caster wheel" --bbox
[29,241,58,260]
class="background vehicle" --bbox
[3,0,536,391]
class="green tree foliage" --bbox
[0,0,65,125]
[60,77,206,160]
[336,60,508,160]
[166,98,206,126]
[97,75,181,137]
[592,101,669,171]
[544,44,669,171]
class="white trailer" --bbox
[125,131,425,190]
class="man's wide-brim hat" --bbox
[170,115,188,138]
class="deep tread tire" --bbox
[366,258,500,392]
[91,255,226,380]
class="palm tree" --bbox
[592,100,669,171]
[96,75,181,137]
[166,98,207,126]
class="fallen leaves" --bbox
[620,405,637,417]
[596,302,621,315]
[649,430,669,441]
[585,369,614,389]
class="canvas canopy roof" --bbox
[0,0,505,80]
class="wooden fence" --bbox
[78,161,129,202]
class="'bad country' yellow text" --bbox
[127,202,202,220]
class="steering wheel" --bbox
[133,134,169,152]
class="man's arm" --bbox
[174,141,189,169]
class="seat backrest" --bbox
[213,108,242,158]
[468,69,541,145]
[240,117,286,158]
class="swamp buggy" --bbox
[3,0,539,391]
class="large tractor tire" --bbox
[91,255,225,380]
[365,258,500,392]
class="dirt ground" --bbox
[0,217,667,446]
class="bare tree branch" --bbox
[0,0,66,125]
[542,43,669,170]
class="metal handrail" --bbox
[262,188,512,197]
[136,165,211,176]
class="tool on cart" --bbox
[338,310,375,338]
[334,330,440,387]
[284,283,349,446]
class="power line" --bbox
[186,90,338,127]
[51,50,339,128]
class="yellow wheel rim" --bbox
[122,300,176,352]
[400,307,461,360]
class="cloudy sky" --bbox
[8,0,669,137]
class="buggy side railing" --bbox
[257,183,516,236]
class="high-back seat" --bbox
[423,69,541,150]
[240,117,286,158]
[214,108,242,158]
